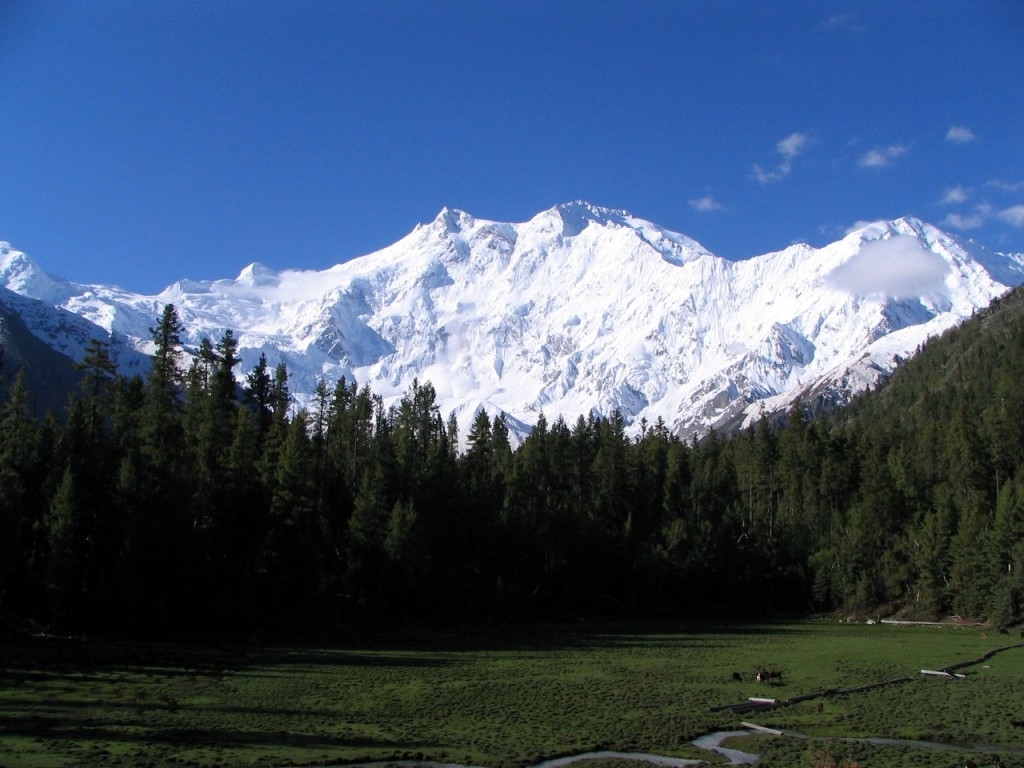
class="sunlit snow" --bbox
[2,205,1023,442]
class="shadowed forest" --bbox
[1,287,1023,637]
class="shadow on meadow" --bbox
[0,637,458,681]
[0,709,422,752]
[2,614,811,662]
[0,619,820,766]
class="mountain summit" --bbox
[2,206,1023,439]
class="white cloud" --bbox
[988,179,1024,193]
[946,126,976,143]
[942,212,987,230]
[753,164,780,185]
[236,267,350,302]
[858,145,907,168]
[844,220,875,235]
[939,202,1024,230]
[777,132,808,160]
[998,205,1024,227]
[753,132,810,185]
[939,186,971,205]
[828,236,949,298]
[688,196,725,212]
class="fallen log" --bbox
[740,722,784,736]
[921,669,966,678]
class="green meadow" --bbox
[1,621,1021,768]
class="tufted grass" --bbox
[0,619,1020,768]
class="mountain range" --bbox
[2,202,1023,439]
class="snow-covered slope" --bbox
[2,204,1022,439]
[0,246,151,375]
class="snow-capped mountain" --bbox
[2,203,1023,439]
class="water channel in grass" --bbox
[326,725,1024,768]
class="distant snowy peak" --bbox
[433,206,478,234]
[528,201,633,237]
[0,242,68,305]
[2,205,1023,441]
[528,201,715,264]
[419,202,714,269]
[236,262,281,288]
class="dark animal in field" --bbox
[756,670,767,683]
[1011,719,1024,728]
[731,672,742,682]
[757,669,782,683]
[816,701,824,714]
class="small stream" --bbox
[322,725,1024,768]
[690,731,758,764]
[533,750,703,768]
[304,642,1024,767]
[314,730,760,768]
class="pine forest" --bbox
[1,288,1023,638]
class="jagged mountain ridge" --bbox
[2,203,1022,439]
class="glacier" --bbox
[2,203,1022,441]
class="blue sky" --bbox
[2,1,1022,294]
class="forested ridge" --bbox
[1,291,1022,637]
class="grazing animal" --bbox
[756,671,766,683]
[816,701,824,714]
[731,672,742,682]
[1010,719,1024,728]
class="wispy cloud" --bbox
[777,133,807,160]
[753,132,810,185]
[688,196,725,212]
[946,126,976,144]
[988,179,1024,193]
[942,211,987,230]
[939,201,1024,231]
[821,13,861,32]
[939,186,971,205]
[753,166,779,185]
[858,145,907,169]
[844,220,875,235]
[998,205,1024,227]
[932,176,1024,230]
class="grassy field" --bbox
[0,619,1021,768]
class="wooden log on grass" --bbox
[740,722,784,736]
[921,669,966,678]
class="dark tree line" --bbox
[1,294,1022,637]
